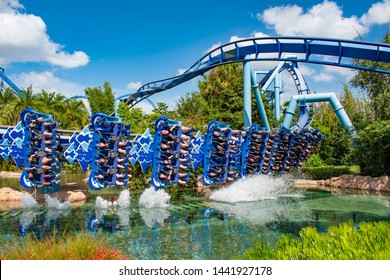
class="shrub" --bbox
[0,232,128,260]
[353,120,390,177]
[242,221,390,260]
[301,166,357,180]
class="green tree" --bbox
[85,81,115,115]
[148,102,178,126]
[350,32,390,121]
[59,99,89,130]
[198,63,274,129]
[0,87,17,125]
[354,120,390,176]
[116,102,150,134]
[175,91,209,132]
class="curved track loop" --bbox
[123,37,390,108]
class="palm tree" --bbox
[59,99,89,130]
[0,88,17,125]
[14,86,36,110]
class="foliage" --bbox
[175,91,210,132]
[128,164,153,190]
[117,102,151,134]
[0,88,89,129]
[302,153,324,167]
[350,33,390,122]
[301,166,358,180]
[0,158,20,172]
[85,81,115,115]
[310,85,366,166]
[242,221,390,260]
[198,63,274,129]
[0,232,128,260]
[353,120,390,176]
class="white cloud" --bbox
[177,68,186,75]
[322,65,354,79]
[258,1,369,39]
[250,31,269,38]
[126,81,142,91]
[203,42,222,55]
[0,0,22,13]
[297,64,316,77]
[312,72,334,82]
[361,0,390,26]
[0,0,89,68]
[14,71,85,98]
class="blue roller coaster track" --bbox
[122,37,390,108]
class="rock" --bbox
[292,179,319,189]
[196,180,212,198]
[0,171,22,178]
[318,175,390,192]
[0,187,28,210]
[67,191,87,202]
[0,187,25,201]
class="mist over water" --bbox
[210,175,293,203]
[139,187,171,209]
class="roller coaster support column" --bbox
[274,72,281,122]
[282,92,356,135]
[243,60,252,127]
[250,65,270,131]
[0,68,22,94]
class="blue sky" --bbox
[1,0,389,112]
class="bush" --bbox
[303,154,324,167]
[0,232,128,260]
[301,166,357,180]
[354,120,390,177]
[242,221,390,260]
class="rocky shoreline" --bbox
[1,173,389,210]
[0,184,89,210]
[293,174,390,194]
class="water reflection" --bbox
[139,207,170,228]
[0,188,389,259]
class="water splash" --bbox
[210,198,311,225]
[45,195,72,210]
[95,196,111,209]
[139,187,171,209]
[116,189,130,208]
[210,175,292,203]
[95,189,131,209]
[20,194,38,209]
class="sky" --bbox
[1,0,389,113]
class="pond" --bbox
[0,174,390,259]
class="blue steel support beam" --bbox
[274,72,281,122]
[260,62,285,94]
[282,92,355,135]
[243,60,252,127]
[0,68,22,94]
[250,65,270,131]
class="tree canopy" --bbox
[85,81,115,115]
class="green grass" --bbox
[302,166,360,180]
[0,232,129,260]
[242,221,390,260]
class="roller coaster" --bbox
[1,37,389,192]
